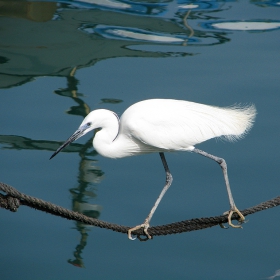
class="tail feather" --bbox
[221,104,257,141]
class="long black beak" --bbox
[50,126,87,160]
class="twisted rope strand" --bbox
[1,182,279,238]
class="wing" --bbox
[120,99,256,151]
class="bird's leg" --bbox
[128,152,173,240]
[192,148,245,228]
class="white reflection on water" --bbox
[212,21,280,31]
[178,4,198,9]
[77,0,131,9]
[264,269,280,280]
[81,24,195,44]
[108,29,185,43]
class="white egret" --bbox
[50,99,256,240]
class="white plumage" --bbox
[78,99,256,158]
[50,99,256,240]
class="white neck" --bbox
[89,109,155,159]
[91,110,120,158]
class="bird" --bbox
[50,99,256,240]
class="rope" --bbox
[1,182,279,241]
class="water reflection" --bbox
[68,152,104,267]
[253,0,280,8]
[0,134,102,268]
[0,68,105,266]
[205,20,280,31]
[84,24,193,43]
[0,0,197,88]
[0,133,101,267]
[0,1,57,21]
[4,0,277,88]
[54,67,91,117]
[100,98,123,104]
[264,269,280,280]
[1,0,279,269]
[1,0,278,89]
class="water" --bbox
[1,0,280,279]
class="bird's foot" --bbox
[128,221,152,241]
[220,206,246,229]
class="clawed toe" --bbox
[127,222,152,241]
[223,206,246,228]
[219,223,229,229]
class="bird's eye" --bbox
[87,122,92,126]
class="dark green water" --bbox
[1,0,280,279]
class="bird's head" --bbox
[49,112,97,160]
[49,109,119,160]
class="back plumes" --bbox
[121,99,257,151]
[180,102,257,145]
[215,104,257,142]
